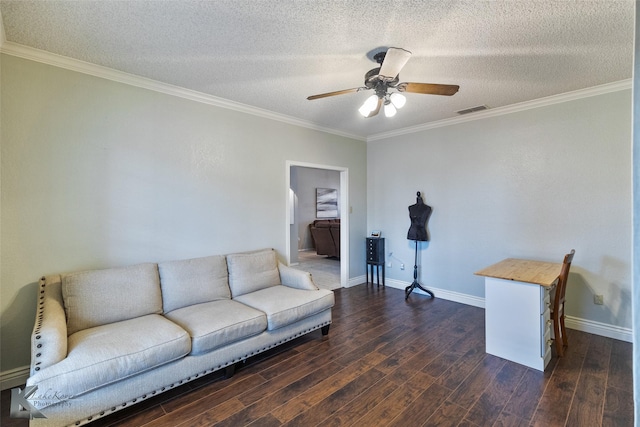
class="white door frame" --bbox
[285,160,349,288]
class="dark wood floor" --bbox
[2,284,633,427]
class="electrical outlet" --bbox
[387,262,392,268]
[594,295,604,305]
[400,263,405,270]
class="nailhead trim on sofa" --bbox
[70,320,331,426]
[32,276,47,372]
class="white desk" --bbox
[475,258,562,371]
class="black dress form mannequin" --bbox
[405,192,435,299]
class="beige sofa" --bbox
[24,249,334,427]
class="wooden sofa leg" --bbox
[225,362,241,378]
[321,325,330,336]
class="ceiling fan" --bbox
[307,47,460,118]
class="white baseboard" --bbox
[565,316,633,342]
[347,275,366,288]
[381,279,632,342]
[1,365,29,391]
[384,279,486,308]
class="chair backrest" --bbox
[553,249,575,313]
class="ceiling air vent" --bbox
[456,105,488,115]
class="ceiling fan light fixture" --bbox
[359,94,379,116]
[390,92,406,109]
[384,101,397,117]
[307,46,459,119]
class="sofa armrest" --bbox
[30,275,68,376]
[278,262,319,291]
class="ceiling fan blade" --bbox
[366,97,383,118]
[378,47,412,79]
[307,87,363,100]
[397,82,460,96]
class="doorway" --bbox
[285,161,349,288]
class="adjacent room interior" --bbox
[289,165,342,290]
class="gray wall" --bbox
[368,89,632,333]
[0,54,367,373]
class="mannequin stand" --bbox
[405,240,435,300]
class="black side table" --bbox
[366,237,385,286]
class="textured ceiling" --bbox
[0,1,634,139]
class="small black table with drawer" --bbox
[366,237,385,286]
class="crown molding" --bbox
[367,79,632,142]
[0,41,366,142]
[1,41,629,144]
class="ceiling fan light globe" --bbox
[363,94,378,111]
[390,93,406,109]
[384,102,397,117]
[358,104,372,117]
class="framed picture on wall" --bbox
[316,188,338,218]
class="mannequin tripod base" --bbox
[405,280,435,299]
[405,239,435,300]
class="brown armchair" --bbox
[309,219,340,258]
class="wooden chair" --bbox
[551,249,575,357]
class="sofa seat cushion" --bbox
[28,314,190,400]
[165,300,267,355]
[233,286,335,330]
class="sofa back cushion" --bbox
[158,255,230,313]
[62,263,162,335]
[227,249,281,297]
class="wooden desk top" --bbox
[474,258,562,287]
